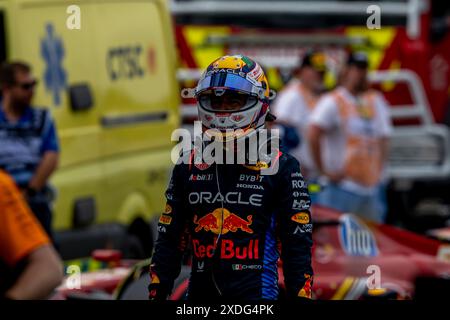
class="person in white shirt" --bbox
[273,51,327,180]
[308,52,392,222]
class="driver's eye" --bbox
[210,96,242,109]
[199,92,254,111]
[210,97,223,108]
[229,98,242,106]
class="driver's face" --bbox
[210,92,248,111]
[199,91,256,112]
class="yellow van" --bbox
[0,0,180,259]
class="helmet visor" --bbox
[196,72,261,97]
[198,90,259,112]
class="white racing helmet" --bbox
[183,55,276,142]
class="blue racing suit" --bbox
[149,149,313,301]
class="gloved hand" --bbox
[148,283,168,301]
[148,271,169,301]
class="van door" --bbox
[12,0,102,230]
[90,0,179,224]
[92,0,179,156]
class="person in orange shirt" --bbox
[0,170,63,299]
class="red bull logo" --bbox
[193,208,253,234]
[192,238,259,260]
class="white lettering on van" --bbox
[66,5,81,30]
[107,46,144,80]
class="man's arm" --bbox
[308,124,325,174]
[308,96,344,183]
[149,163,189,300]
[0,171,63,300]
[5,245,63,300]
[28,151,58,191]
[308,124,344,183]
[28,112,60,191]
[278,156,314,299]
[375,93,392,165]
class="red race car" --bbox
[54,206,450,300]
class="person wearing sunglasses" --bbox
[0,61,59,240]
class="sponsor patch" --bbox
[247,63,263,81]
[193,238,259,260]
[293,199,310,210]
[239,174,264,182]
[164,204,172,214]
[294,224,313,234]
[291,172,303,178]
[150,272,160,284]
[236,183,264,190]
[291,212,310,224]
[243,161,269,171]
[298,274,313,299]
[292,179,306,189]
[293,191,309,197]
[189,173,213,181]
[206,68,246,78]
[195,162,211,171]
[159,215,172,225]
[232,264,262,271]
[197,261,205,272]
[189,192,263,207]
[193,209,253,234]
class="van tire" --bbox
[121,234,145,259]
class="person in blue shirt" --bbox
[0,62,59,239]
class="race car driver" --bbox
[148,55,313,301]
